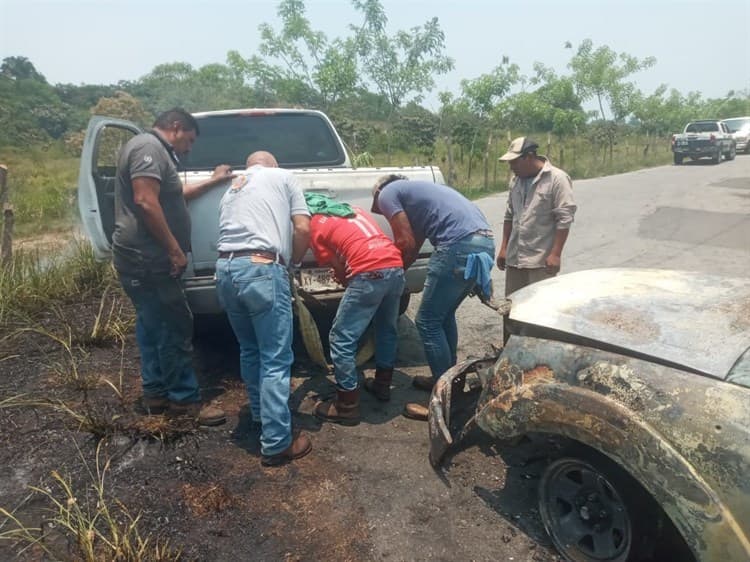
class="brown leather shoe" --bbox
[315,387,360,426]
[261,432,313,467]
[412,375,435,392]
[402,402,428,421]
[363,367,393,401]
[167,402,227,426]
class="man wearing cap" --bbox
[496,137,576,297]
[215,150,312,467]
[371,175,495,421]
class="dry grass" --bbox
[181,483,233,517]
[0,442,183,562]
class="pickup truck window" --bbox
[182,112,346,171]
[685,122,719,133]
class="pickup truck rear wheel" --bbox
[673,154,683,165]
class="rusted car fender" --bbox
[474,369,750,561]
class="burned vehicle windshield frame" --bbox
[181,112,347,171]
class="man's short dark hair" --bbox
[153,108,200,135]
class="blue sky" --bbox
[1,0,748,111]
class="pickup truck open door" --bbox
[77,116,141,259]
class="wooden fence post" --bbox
[506,130,513,184]
[445,135,456,186]
[483,133,493,191]
[547,132,552,158]
[493,137,499,187]
[0,165,13,265]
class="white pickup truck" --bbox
[671,120,736,165]
[77,108,444,326]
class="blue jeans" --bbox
[215,258,293,457]
[416,233,496,381]
[329,268,405,390]
[119,273,200,404]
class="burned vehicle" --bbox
[429,269,750,562]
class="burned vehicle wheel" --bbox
[538,457,641,562]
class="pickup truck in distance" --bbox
[723,116,750,154]
[77,109,445,325]
[671,120,736,165]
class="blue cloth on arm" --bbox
[464,252,494,299]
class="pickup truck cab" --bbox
[671,120,736,165]
[77,108,444,319]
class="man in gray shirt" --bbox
[215,150,312,467]
[115,108,231,425]
[496,137,577,295]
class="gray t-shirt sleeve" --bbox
[287,174,310,217]
[128,141,164,181]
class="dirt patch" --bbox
[0,293,562,561]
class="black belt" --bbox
[218,249,285,265]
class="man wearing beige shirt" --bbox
[496,137,577,295]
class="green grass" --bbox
[0,143,79,237]
[0,239,113,327]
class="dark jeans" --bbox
[329,267,405,390]
[416,233,496,381]
[119,272,200,404]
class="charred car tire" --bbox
[538,455,657,562]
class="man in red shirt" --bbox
[310,207,405,425]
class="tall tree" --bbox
[460,61,520,117]
[568,39,655,121]
[132,61,253,113]
[1,56,47,82]
[234,0,358,108]
[351,0,453,110]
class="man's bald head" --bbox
[246,151,279,168]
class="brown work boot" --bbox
[412,375,435,392]
[363,367,393,401]
[314,387,361,426]
[402,402,428,421]
[167,401,227,427]
[135,395,169,415]
[261,432,313,467]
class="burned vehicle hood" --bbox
[507,268,750,379]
